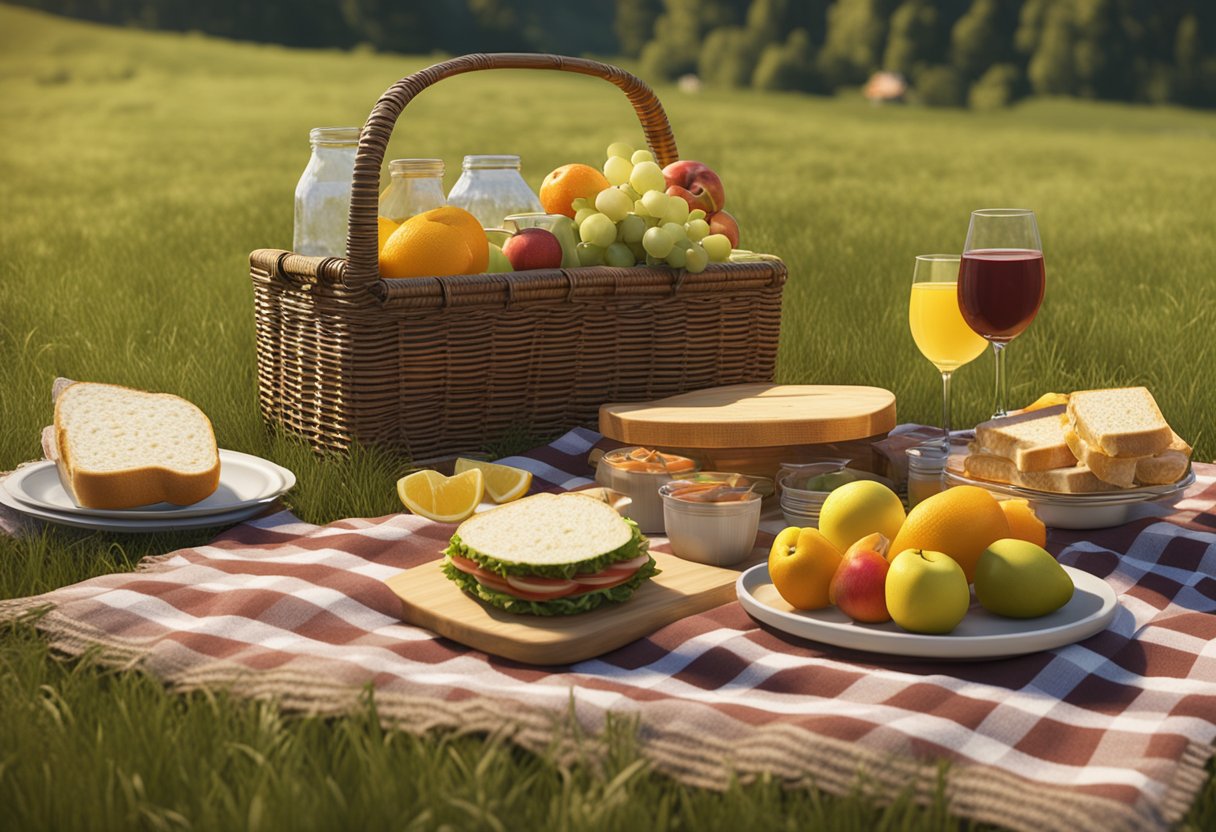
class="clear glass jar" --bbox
[379,158,446,222]
[907,444,949,509]
[293,126,359,257]
[446,155,542,228]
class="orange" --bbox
[377,217,400,252]
[768,527,843,610]
[396,469,484,523]
[999,499,1047,548]
[889,485,1010,583]
[539,163,610,218]
[379,206,488,278]
[453,458,532,504]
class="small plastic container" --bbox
[907,444,949,508]
[659,476,762,566]
[595,447,699,534]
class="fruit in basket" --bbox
[380,206,488,279]
[663,161,726,214]
[540,164,610,218]
[454,458,532,504]
[702,233,733,263]
[817,480,906,553]
[503,228,563,271]
[486,243,513,273]
[708,210,741,248]
[378,216,399,252]
[828,533,892,623]
[889,486,1010,583]
[629,161,667,195]
[998,499,1047,547]
[595,188,633,223]
[768,527,843,611]
[974,539,1073,619]
[397,468,484,524]
[886,548,971,634]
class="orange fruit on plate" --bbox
[889,485,1010,583]
[379,206,488,278]
[768,527,843,610]
[539,163,610,218]
[999,499,1047,548]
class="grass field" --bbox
[1,4,1214,829]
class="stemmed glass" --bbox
[909,255,989,450]
[957,209,1046,418]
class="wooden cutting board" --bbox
[599,384,897,449]
[385,550,751,665]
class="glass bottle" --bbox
[293,126,359,257]
[446,155,542,228]
[906,444,949,509]
[379,158,446,222]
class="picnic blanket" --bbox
[2,427,1214,832]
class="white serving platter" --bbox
[736,562,1118,660]
[3,450,294,519]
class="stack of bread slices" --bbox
[961,387,1191,493]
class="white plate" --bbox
[943,468,1195,530]
[736,563,1118,660]
[0,483,269,532]
[3,450,295,519]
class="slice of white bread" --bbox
[1063,423,1191,488]
[456,493,634,566]
[963,452,1119,494]
[973,405,1077,472]
[54,382,220,509]
[1067,387,1172,459]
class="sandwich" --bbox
[442,492,659,615]
[53,382,220,509]
[1062,387,1191,487]
[962,388,1191,493]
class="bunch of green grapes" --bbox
[571,143,733,273]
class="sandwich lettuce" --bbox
[442,555,659,616]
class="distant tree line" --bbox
[15,0,1216,108]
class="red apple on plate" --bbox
[828,532,892,623]
[663,160,725,214]
[503,228,563,271]
[708,210,740,248]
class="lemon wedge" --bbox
[396,468,484,523]
[454,458,532,504]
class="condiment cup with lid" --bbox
[659,474,763,567]
[595,447,699,534]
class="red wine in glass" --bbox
[957,249,1045,341]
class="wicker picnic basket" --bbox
[250,53,787,460]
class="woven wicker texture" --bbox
[251,53,787,459]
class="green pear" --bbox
[486,242,513,273]
[974,538,1074,618]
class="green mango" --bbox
[974,538,1074,618]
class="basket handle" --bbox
[342,53,680,291]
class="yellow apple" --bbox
[768,526,843,610]
[885,548,971,634]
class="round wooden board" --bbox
[598,384,897,449]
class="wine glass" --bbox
[957,209,1045,418]
[909,255,989,450]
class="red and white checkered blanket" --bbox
[2,427,1214,832]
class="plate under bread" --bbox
[0,484,271,532]
[2,450,295,519]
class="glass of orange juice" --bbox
[909,254,989,449]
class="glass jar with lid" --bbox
[446,154,542,228]
[293,126,359,257]
[379,158,446,222]
[906,444,949,509]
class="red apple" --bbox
[663,160,726,214]
[828,533,892,624]
[503,228,562,271]
[708,210,740,248]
